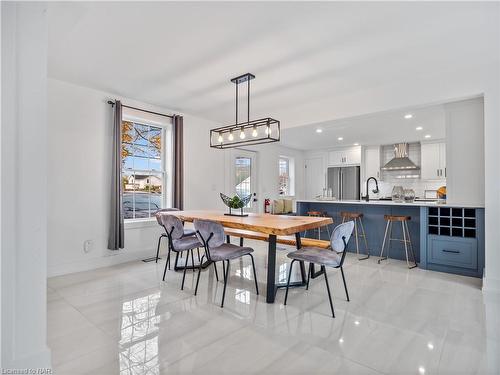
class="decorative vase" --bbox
[220,193,252,217]
[391,186,404,203]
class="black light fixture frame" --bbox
[210,73,280,149]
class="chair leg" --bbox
[284,260,296,305]
[322,266,335,318]
[181,251,189,290]
[378,221,390,263]
[191,249,196,273]
[340,266,350,301]
[404,221,418,269]
[221,260,230,308]
[197,248,201,262]
[213,261,219,281]
[359,218,370,259]
[156,235,163,263]
[195,255,205,295]
[167,248,171,270]
[162,251,169,282]
[249,254,259,295]
[306,263,312,290]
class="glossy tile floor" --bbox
[48,239,500,374]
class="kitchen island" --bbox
[296,199,485,277]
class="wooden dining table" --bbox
[169,210,333,303]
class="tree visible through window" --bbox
[122,121,165,219]
[279,157,290,195]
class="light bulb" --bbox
[218,133,223,143]
[239,127,246,139]
[265,125,271,135]
[252,126,258,137]
[228,131,234,141]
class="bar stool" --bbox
[341,212,369,260]
[304,211,331,239]
[378,215,417,269]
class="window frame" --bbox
[121,116,173,222]
[278,156,295,196]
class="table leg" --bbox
[266,234,277,303]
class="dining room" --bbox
[2,1,500,374]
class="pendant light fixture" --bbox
[210,73,280,149]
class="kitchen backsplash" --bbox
[373,178,445,199]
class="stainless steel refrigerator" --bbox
[327,166,360,200]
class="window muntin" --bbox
[122,121,166,219]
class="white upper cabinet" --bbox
[364,146,381,179]
[421,142,446,180]
[328,146,361,166]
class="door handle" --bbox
[442,249,460,254]
[437,169,440,177]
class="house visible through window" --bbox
[122,112,172,219]
[279,156,294,196]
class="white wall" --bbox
[47,79,225,277]
[1,2,51,368]
[445,97,485,206]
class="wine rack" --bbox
[428,207,476,238]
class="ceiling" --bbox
[48,2,498,129]
[280,102,447,150]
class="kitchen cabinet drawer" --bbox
[428,235,477,270]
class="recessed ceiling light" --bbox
[418,366,426,374]
[427,342,434,350]
[338,338,344,343]
[353,142,359,146]
[354,320,360,325]
[316,128,323,133]
[416,126,423,131]
[424,134,431,138]
[338,137,343,141]
[404,114,413,119]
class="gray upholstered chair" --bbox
[155,208,196,264]
[159,214,202,290]
[193,219,259,308]
[284,221,354,318]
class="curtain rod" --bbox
[107,100,174,119]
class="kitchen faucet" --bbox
[363,177,379,202]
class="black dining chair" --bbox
[284,221,354,318]
[158,214,203,290]
[155,208,196,264]
[193,219,259,308]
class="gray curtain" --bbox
[173,115,184,210]
[108,100,125,250]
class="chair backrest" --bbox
[157,213,184,240]
[330,221,355,253]
[155,208,179,225]
[193,219,225,250]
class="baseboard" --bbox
[47,247,155,277]
[482,276,500,295]
[3,346,52,370]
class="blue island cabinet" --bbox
[296,201,485,278]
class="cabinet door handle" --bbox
[437,169,440,177]
[442,249,460,254]
[444,167,446,177]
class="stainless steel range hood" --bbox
[381,143,420,170]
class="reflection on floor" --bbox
[48,239,500,374]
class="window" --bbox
[122,111,172,220]
[235,157,252,206]
[278,156,294,196]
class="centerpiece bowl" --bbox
[220,193,252,217]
